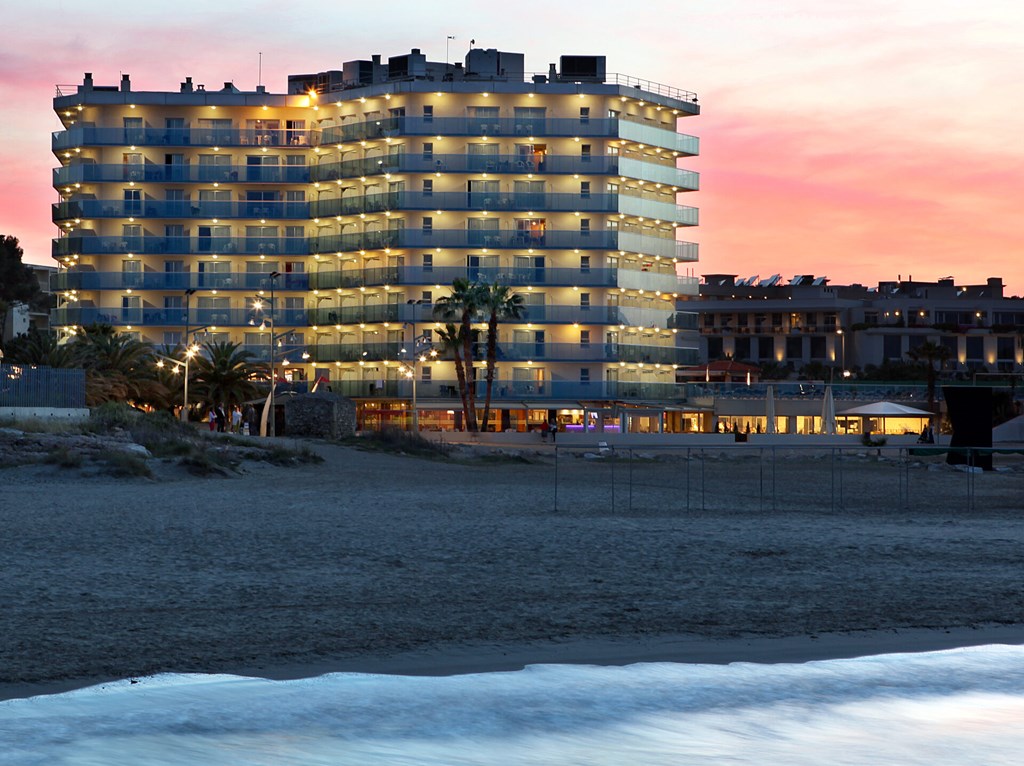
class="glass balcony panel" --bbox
[618,157,699,190]
[617,119,699,155]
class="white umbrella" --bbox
[821,385,837,435]
[765,384,777,434]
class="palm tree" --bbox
[2,327,80,369]
[906,341,952,414]
[434,278,484,431]
[190,341,262,410]
[436,323,471,430]
[75,324,168,407]
[479,281,525,432]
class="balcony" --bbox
[55,270,309,292]
[54,199,309,221]
[54,164,311,186]
[306,303,677,327]
[51,306,309,327]
[618,157,699,189]
[307,265,689,291]
[53,235,309,257]
[317,116,697,156]
[309,191,695,224]
[308,228,689,257]
[283,377,691,403]
[53,127,313,151]
[311,153,626,181]
[304,341,695,365]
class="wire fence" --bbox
[550,444,1024,515]
[0,364,86,409]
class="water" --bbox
[3,645,1024,764]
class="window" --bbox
[422,253,433,272]
[580,181,591,198]
[883,335,901,360]
[581,144,591,161]
[422,179,433,196]
[163,331,182,346]
[580,255,591,272]
[422,142,433,160]
[423,105,434,123]
[997,337,1015,360]
[421,366,432,382]
[579,106,590,123]
[421,290,433,303]
[422,216,433,233]
[580,292,591,309]
[809,336,826,359]
[786,336,803,360]
[580,218,591,235]
[580,368,591,383]
[580,330,591,346]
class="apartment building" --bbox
[695,274,1024,374]
[51,48,700,431]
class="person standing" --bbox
[207,407,216,432]
[231,406,242,433]
[215,404,227,433]
[549,419,558,444]
[540,420,549,442]
[243,403,256,436]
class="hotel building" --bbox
[51,48,700,431]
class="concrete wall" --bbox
[0,407,90,421]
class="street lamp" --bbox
[398,331,437,432]
[181,288,197,422]
[251,271,281,436]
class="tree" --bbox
[2,327,79,368]
[434,278,484,431]
[190,341,262,410]
[478,281,525,432]
[0,235,42,346]
[436,323,470,430]
[906,341,952,414]
[74,324,169,407]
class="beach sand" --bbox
[1,441,1023,701]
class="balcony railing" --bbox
[317,116,698,155]
[53,127,313,151]
[54,164,311,185]
[54,199,309,221]
[309,153,696,188]
[53,235,309,257]
[304,341,695,365]
[307,303,680,327]
[283,378,692,402]
[307,265,688,291]
[55,270,309,291]
[309,190,695,223]
[308,228,693,259]
[51,307,310,327]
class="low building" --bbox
[692,274,1024,375]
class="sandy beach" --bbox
[2,440,1023,701]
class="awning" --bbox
[837,401,932,417]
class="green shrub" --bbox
[88,402,140,432]
[96,450,152,478]
[45,446,83,468]
[344,427,449,458]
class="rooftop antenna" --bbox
[446,35,455,66]
[258,52,262,88]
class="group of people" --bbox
[917,425,936,444]
[539,419,559,443]
[207,403,259,435]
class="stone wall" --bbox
[282,392,356,439]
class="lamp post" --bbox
[399,331,437,432]
[251,272,281,436]
[181,288,197,422]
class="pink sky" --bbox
[2,0,1022,293]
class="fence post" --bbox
[553,445,559,512]
[628,448,633,511]
[701,448,706,512]
[686,447,691,512]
